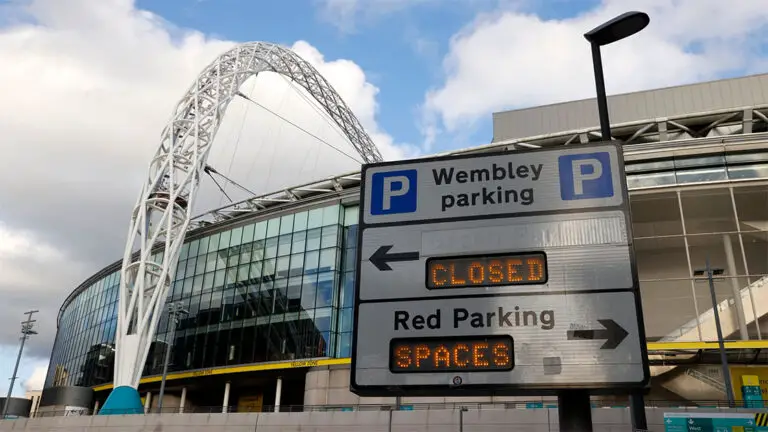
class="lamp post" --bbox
[583,11,650,432]
[2,310,38,419]
[694,258,736,407]
[157,302,188,413]
[584,11,650,141]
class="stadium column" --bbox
[723,234,748,339]
[274,377,283,412]
[223,382,231,413]
[144,392,152,414]
[180,387,187,413]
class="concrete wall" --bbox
[3,408,767,431]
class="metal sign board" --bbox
[351,142,650,396]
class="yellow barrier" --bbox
[92,341,768,392]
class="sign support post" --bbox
[558,390,593,432]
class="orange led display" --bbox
[389,336,514,373]
[427,253,547,289]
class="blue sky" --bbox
[0,0,767,396]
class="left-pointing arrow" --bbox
[566,319,629,350]
[369,245,419,271]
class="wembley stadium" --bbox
[39,44,768,415]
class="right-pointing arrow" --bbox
[566,319,628,350]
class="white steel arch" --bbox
[114,41,383,388]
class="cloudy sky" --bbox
[0,0,767,395]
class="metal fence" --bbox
[31,399,765,417]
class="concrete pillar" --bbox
[724,234,749,340]
[144,392,152,414]
[274,377,283,412]
[222,382,231,414]
[180,387,187,413]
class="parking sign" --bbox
[352,142,649,396]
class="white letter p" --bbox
[571,159,602,195]
[382,176,410,210]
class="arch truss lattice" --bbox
[114,42,383,388]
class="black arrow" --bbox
[369,245,420,271]
[566,319,628,350]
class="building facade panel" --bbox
[493,73,768,141]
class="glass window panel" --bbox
[304,250,320,274]
[188,239,200,258]
[676,168,727,184]
[227,247,240,268]
[195,256,207,276]
[287,277,302,313]
[306,228,321,251]
[252,240,265,261]
[340,308,353,332]
[264,237,278,259]
[289,253,304,277]
[250,261,262,281]
[322,205,340,226]
[278,234,292,256]
[343,247,357,272]
[636,236,690,280]
[733,185,768,233]
[225,268,237,285]
[319,248,338,272]
[343,205,359,226]
[185,257,197,277]
[241,224,256,244]
[175,261,186,280]
[262,259,277,279]
[680,189,737,234]
[239,243,252,264]
[301,276,317,310]
[208,233,220,253]
[728,164,768,180]
[267,218,281,238]
[219,230,231,250]
[314,313,331,332]
[205,252,218,273]
[294,211,308,231]
[280,214,294,235]
[229,227,243,247]
[292,230,306,253]
[307,208,324,229]
[181,277,194,298]
[337,333,352,358]
[179,243,190,260]
[214,269,226,289]
[341,272,355,309]
[688,233,748,277]
[192,275,203,295]
[316,272,335,308]
[629,192,683,237]
[726,152,768,163]
[321,225,339,249]
[198,236,210,255]
[626,172,676,189]
[276,256,290,279]
[674,155,725,169]
[237,264,250,283]
[625,159,675,173]
[203,272,215,291]
[215,250,227,271]
[344,225,358,249]
[254,221,267,240]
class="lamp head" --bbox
[584,11,650,46]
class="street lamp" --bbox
[2,310,38,419]
[157,302,188,413]
[694,258,736,407]
[582,11,650,432]
[584,11,650,141]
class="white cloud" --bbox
[0,0,411,359]
[422,0,768,146]
[315,0,437,33]
[24,364,48,392]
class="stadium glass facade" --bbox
[45,144,768,391]
[46,204,360,389]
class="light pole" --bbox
[2,310,38,419]
[157,302,188,413]
[694,258,736,407]
[583,11,650,432]
[458,406,468,432]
